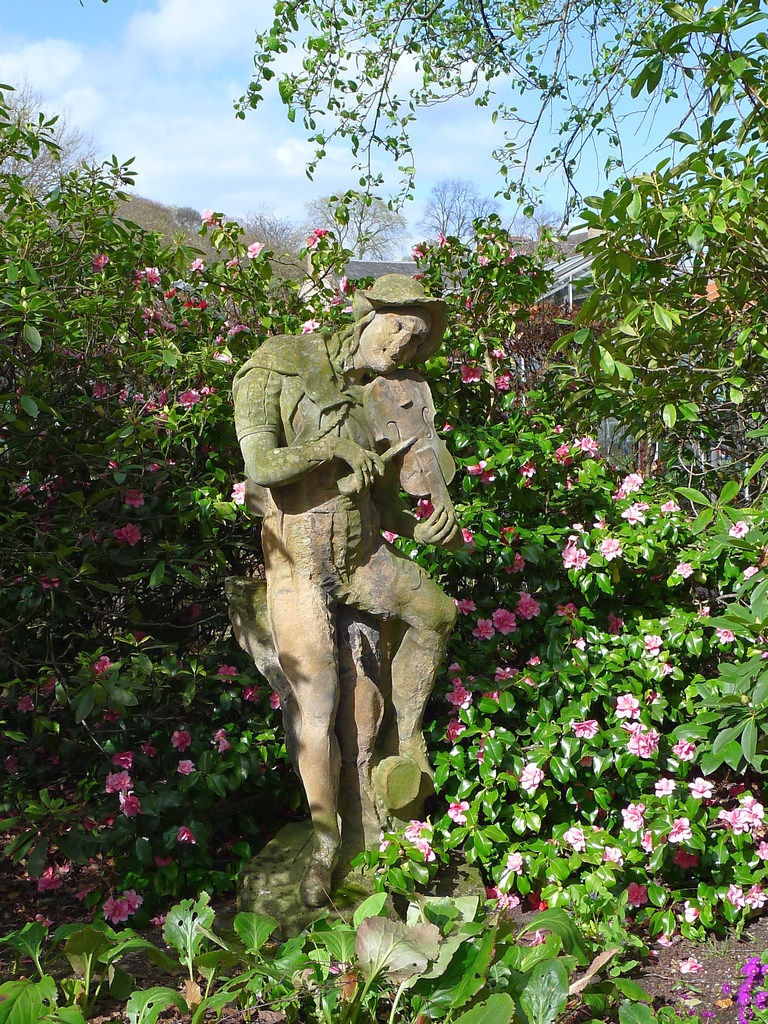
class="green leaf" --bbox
[745,450,768,485]
[149,561,166,588]
[452,994,517,1024]
[0,978,57,1024]
[662,404,677,428]
[352,890,388,927]
[74,686,96,724]
[742,719,757,763]
[125,987,188,1024]
[614,978,654,1003]
[26,839,48,880]
[163,893,215,973]
[23,324,42,352]
[675,486,710,506]
[20,395,39,418]
[619,1001,655,1024]
[518,909,589,965]
[652,303,673,331]
[355,917,440,983]
[519,959,569,1024]
[232,912,278,954]
[719,480,739,504]
[712,214,727,234]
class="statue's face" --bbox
[355,308,431,374]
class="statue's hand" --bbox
[336,440,386,494]
[414,504,461,547]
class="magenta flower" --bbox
[103,896,130,924]
[516,593,540,619]
[217,665,239,678]
[644,634,663,656]
[171,729,192,751]
[105,770,132,794]
[455,598,477,615]
[445,718,467,742]
[519,459,536,479]
[679,957,704,974]
[177,760,195,775]
[112,751,134,770]
[626,882,648,906]
[177,825,196,844]
[607,612,624,634]
[124,489,145,508]
[715,627,735,644]
[460,364,483,383]
[213,729,231,753]
[491,608,517,634]
[668,817,693,843]
[462,527,475,548]
[92,253,109,271]
[472,618,495,640]
[17,695,34,712]
[243,686,260,701]
[113,523,142,546]
[119,793,142,817]
[143,267,161,285]
[177,389,202,409]
[729,520,749,538]
[269,692,281,710]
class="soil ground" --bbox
[1,857,765,1023]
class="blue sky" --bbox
[0,0,663,241]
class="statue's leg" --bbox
[265,560,342,908]
[342,544,456,779]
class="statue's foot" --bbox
[299,845,337,908]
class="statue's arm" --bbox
[234,368,384,489]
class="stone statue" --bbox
[228,275,460,909]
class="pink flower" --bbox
[416,499,435,520]
[600,537,623,561]
[231,481,246,505]
[270,692,281,710]
[446,718,467,742]
[477,254,490,266]
[744,566,760,579]
[746,884,767,909]
[124,489,145,508]
[576,435,599,455]
[455,598,477,615]
[37,867,63,892]
[103,896,130,924]
[141,741,157,757]
[243,686,260,702]
[119,793,142,817]
[615,694,640,719]
[506,851,524,874]
[462,528,475,549]
[446,681,473,710]
[626,882,648,907]
[641,830,655,853]
[679,958,704,974]
[17,695,34,712]
[604,847,624,866]
[668,817,693,843]
[621,502,649,525]
[683,901,700,923]
[562,540,588,570]
[491,608,517,634]
[557,602,578,620]
[114,523,142,546]
[519,459,536,479]
[473,618,496,640]
[213,351,233,363]
[448,800,470,824]
[123,889,143,914]
[301,319,321,333]
[716,628,735,644]
[404,820,429,842]
[105,771,132,794]
[495,666,518,681]
[607,612,624,634]
[247,242,265,259]
[177,760,196,775]
[112,752,134,770]
[726,884,746,909]
[201,210,218,225]
[572,720,599,739]
[177,389,202,409]
[436,233,449,248]
[217,665,239,678]
[644,635,663,656]
[614,472,644,499]
[171,729,192,751]
[676,562,694,579]
[460,364,483,383]
[213,729,231,753]
[495,372,511,391]
[718,808,752,835]
[729,520,749,538]
[622,803,646,832]
[655,778,676,797]
[672,739,696,762]
[554,443,572,465]
[92,253,109,271]
[519,763,544,794]
[177,825,196,844]
[412,244,425,260]
[563,826,586,852]
[626,724,660,758]
[516,593,540,619]
[190,258,204,272]
[660,500,680,514]
[673,849,700,868]
[143,267,161,285]
[756,841,768,860]
[689,777,714,800]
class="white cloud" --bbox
[0,39,84,93]
[125,0,264,68]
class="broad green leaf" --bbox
[163,893,215,972]
[352,890,388,927]
[662,404,677,428]
[0,978,56,1024]
[518,908,589,965]
[126,987,188,1024]
[149,561,166,588]
[619,1001,655,1024]
[233,911,278,953]
[23,324,42,352]
[20,395,38,418]
[452,994,517,1024]
[719,479,739,504]
[519,959,569,1024]
[355,917,440,983]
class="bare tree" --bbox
[304,192,407,259]
[242,208,304,257]
[0,82,96,194]
[419,179,499,242]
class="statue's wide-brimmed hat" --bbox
[352,274,447,362]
